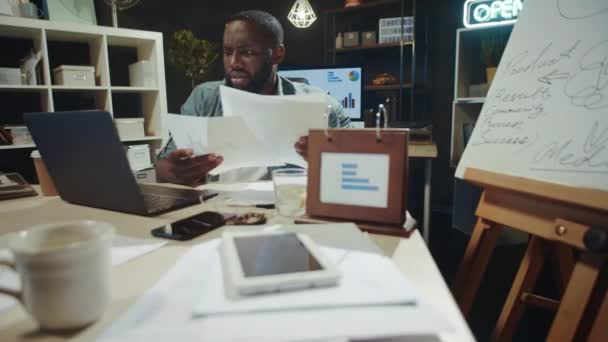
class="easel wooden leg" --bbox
[491,236,547,342]
[588,285,608,342]
[454,217,501,316]
[546,253,606,342]
[551,243,575,295]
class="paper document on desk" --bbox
[99,239,451,341]
[192,245,418,316]
[0,235,166,313]
[220,85,327,166]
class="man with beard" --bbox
[156,10,350,186]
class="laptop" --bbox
[24,110,217,216]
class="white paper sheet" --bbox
[165,113,208,156]
[109,235,168,266]
[0,235,166,313]
[166,114,272,174]
[220,85,327,166]
[99,240,451,342]
[192,246,418,316]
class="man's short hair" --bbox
[226,10,284,47]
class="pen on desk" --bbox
[255,204,275,209]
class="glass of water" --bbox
[272,168,307,217]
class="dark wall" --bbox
[95,0,343,112]
[95,0,462,208]
[427,0,464,208]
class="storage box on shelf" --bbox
[128,60,156,88]
[0,68,23,85]
[125,144,152,171]
[0,16,167,179]
[4,125,33,145]
[115,118,145,140]
[53,65,96,87]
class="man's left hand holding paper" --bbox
[155,149,224,186]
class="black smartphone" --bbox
[151,211,228,241]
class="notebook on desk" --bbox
[24,111,216,216]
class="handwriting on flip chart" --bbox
[456,0,608,190]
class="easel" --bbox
[453,168,608,341]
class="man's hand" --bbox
[155,149,223,186]
[294,135,308,161]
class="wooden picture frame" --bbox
[306,128,409,226]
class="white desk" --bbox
[0,186,471,342]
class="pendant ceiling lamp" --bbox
[288,0,317,28]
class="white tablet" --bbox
[221,230,341,296]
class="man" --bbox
[156,10,350,186]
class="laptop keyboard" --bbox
[137,184,217,215]
[141,193,194,214]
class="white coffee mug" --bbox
[0,220,114,330]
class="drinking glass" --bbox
[272,168,307,217]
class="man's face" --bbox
[223,20,275,93]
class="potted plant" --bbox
[480,31,509,84]
[168,30,219,89]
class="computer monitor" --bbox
[278,66,363,121]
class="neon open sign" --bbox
[464,0,523,28]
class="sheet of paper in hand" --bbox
[220,86,327,166]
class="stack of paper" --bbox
[192,244,418,316]
[99,237,451,341]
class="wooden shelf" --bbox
[111,86,159,93]
[0,136,162,150]
[454,97,486,104]
[1,18,168,163]
[365,83,413,91]
[336,41,414,53]
[51,86,109,91]
[0,85,49,91]
[121,136,162,142]
[0,144,36,150]
[325,0,400,14]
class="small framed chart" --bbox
[306,128,409,226]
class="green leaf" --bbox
[168,29,220,87]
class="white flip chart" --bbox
[456,0,608,191]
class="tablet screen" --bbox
[234,233,323,277]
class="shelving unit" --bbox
[323,0,429,123]
[0,16,167,157]
[450,23,514,166]
[335,40,413,53]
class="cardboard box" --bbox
[133,167,156,183]
[53,65,95,87]
[115,118,145,140]
[126,144,152,171]
[343,32,360,48]
[5,125,32,145]
[361,31,377,46]
[0,67,22,85]
[129,60,156,88]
